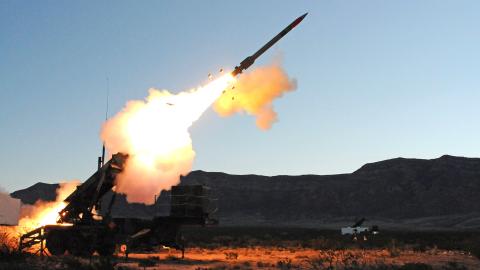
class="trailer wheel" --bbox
[96,232,115,256]
[46,230,67,256]
[68,234,94,257]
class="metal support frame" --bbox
[19,226,49,256]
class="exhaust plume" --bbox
[18,181,79,229]
[214,63,297,130]
[101,63,295,204]
[101,75,235,204]
[0,181,79,250]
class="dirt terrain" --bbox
[118,247,479,270]
[1,247,477,270]
[2,227,480,269]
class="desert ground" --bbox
[118,247,479,270]
[1,246,478,270]
[2,227,480,269]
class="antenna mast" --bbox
[98,77,109,170]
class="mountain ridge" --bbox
[10,155,480,229]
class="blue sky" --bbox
[1,1,479,192]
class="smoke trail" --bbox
[214,63,297,130]
[100,63,295,204]
[0,187,21,226]
[101,75,234,204]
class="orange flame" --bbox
[18,181,79,230]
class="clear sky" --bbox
[1,1,479,192]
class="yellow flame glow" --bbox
[101,74,236,203]
[17,181,78,230]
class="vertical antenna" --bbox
[102,77,109,166]
[99,76,109,169]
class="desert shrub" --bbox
[257,261,270,268]
[309,238,331,250]
[399,263,433,270]
[468,245,480,260]
[442,261,468,270]
[412,244,427,253]
[277,258,294,270]
[225,251,238,260]
[91,257,115,270]
[195,267,227,270]
[60,256,84,269]
[304,256,330,270]
[388,239,401,258]
[0,229,21,261]
[165,254,182,261]
[138,257,157,268]
[0,246,26,262]
[341,251,366,270]
[0,230,18,249]
[0,231,29,262]
[59,256,116,270]
[117,267,136,270]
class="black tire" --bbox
[68,233,94,257]
[46,230,67,256]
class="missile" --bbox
[231,12,307,76]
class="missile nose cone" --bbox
[292,12,308,28]
[232,13,307,76]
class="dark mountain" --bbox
[11,155,480,229]
[10,182,59,205]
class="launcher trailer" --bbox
[19,153,217,257]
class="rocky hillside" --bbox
[10,182,59,205]
[11,155,480,229]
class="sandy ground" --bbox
[115,247,480,269]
